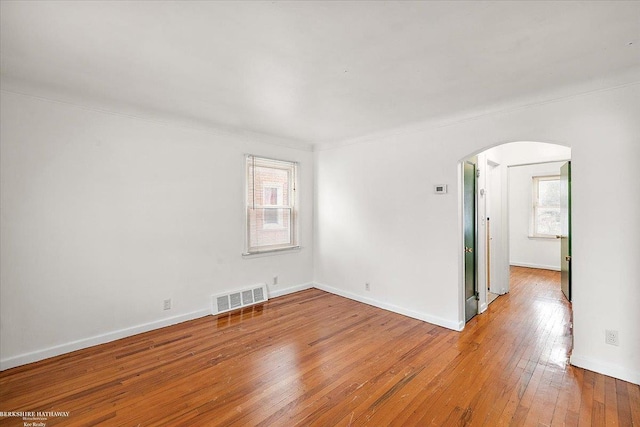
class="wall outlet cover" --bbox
[605,329,619,346]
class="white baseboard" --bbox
[0,308,210,371]
[1,282,316,371]
[268,282,314,298]
[510,262,561,271]
[479,302,488,314]
[313,282,463,331]
[570,354,640,385]
[1,280,459,371]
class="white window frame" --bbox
[531,175,561,238]
[244,155,298,255]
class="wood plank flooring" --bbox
[1,266,638,426]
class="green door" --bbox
[560,162,572,301]
[464,160,477,322]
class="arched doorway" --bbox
[460,141,571,323]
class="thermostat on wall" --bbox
[434,184,448,194]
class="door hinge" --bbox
[475,291,480,301]
[476,169,481,178]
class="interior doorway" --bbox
[460,142,571,324]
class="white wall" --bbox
[486,158,507,294]
[2,84,639,385]
[314,84,640,384]
[0,91,314,369]
[508,162,565,270]
[485,141,571,166]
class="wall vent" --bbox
[212,284,268,315]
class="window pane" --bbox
[264,207,279,224]
[538,179,560,206]
[264,187,278,205]
[249,208,292,248]
[535,207,561,236]
[254,166,290,205]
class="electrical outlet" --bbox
[273,276,278,286]
[163,299,172,310]
[365,282,370,291]
[605,329,619,346]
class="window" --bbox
[245,155,298,254]
[531,175,561,237]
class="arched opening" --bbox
[459,141,572,324]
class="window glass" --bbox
[533,176,561,237]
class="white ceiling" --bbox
[1,1,639,145]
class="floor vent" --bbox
[212,284,268,315]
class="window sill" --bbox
[242,246,301,258]
[527,235,559,240]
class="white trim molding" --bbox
[0,282,315,371]
[509,262,561,272]
[570,354,640,386]
[1,280,463,371]
[267,282,314,299]
[313,282,463,332]
[0,309,210,371]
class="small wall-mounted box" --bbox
[434,184,448,194]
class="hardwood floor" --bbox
[1,266,638,426]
